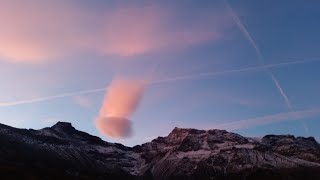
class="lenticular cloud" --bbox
[96,77,146,138]
[96,116,132,138]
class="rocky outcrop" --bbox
[0,122,319,179]
[134,127,320,179]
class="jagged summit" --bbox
[36,121,78,139]
[262,134,318,145]
[169,127,231,135]
[50,121,76,133]
[0,122,320,179]
[52,121,73,128]
[37,122,109,146]
[170,127,206,134]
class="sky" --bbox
[0,0,320,146]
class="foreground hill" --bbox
[0,122,319,179]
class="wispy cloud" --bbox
[73,96,92,108]
[211,108,320,131]
[0,1,230,63]
[99,6,230,56]
[0,0,87,63]
[0,59,318,107]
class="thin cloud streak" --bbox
[268,72,292,109]
[224,0,292,107]
[0,59,318,107]
[212,107,320,131]
[223,0,263,65]
[0,88,105,107]
[151,59,319,84]
[224,0,310,134]
[224,0,303,127]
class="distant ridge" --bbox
[0,122,319,180]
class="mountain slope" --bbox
[0,122,319,179]
[0,122,138,179]
[134,128,320,179]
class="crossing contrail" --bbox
[224,0,293,108]
[0,59,319,108]
[224,0,309,134]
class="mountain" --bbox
[0,122,319,180]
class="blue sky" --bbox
[0,0,319,146]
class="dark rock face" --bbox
[0,122,137,179]
[0,122,319,180]
[134,128,320,180]
[261,135,320,163]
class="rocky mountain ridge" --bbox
[0,122,319,179]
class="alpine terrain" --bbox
[0,122,319,180]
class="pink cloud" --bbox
[0,1,231,63]
[101,7,163,56]
[96,77,147,138]
[0,0,89,63]
[100,6,228,56]
[96,117,132,139]
[99,78,146,118]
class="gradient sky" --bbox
[0,0,320,146]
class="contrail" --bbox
[0,59,319,107]
[224,0,309,134]
[151,59,319,84]
[211,107,320,131]
[268,71,292,109]
[223,0,263,65]
[0,88,106,107]
[223,0,292,107]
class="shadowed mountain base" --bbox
[0,122,319,180]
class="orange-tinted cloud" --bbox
[0,1,231,63]
[0,0,90,63]
[101,7,162,56]
[96,77,146,138]
[100,6,227,56]
[96,117,132,138]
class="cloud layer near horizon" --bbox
[0,0,231,63]
[96,77,146,138]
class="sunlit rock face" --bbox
[133,127,320,179]
[0,122,319,179]
[260,135,320,163]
